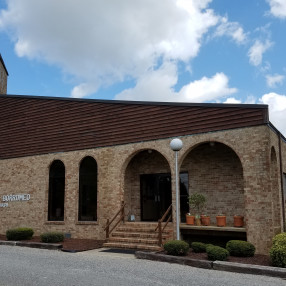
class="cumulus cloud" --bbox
[214,16,246,44]
[0,0,221,97]
[116,68,237,103]
[260,92,286,135]
[267,0,286,19]
[223,97,242,104]
[248,40,273,66]
[265,73,285,88]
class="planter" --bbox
[186,215,195,225]
[201,215,210,226]
[233,215,244,227]
[216,215,226,227]
[195,217,201,226]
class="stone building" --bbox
[0,54,8,94]
[0,56,285,254]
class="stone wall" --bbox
[0,60,7,94]
[0,124,284,253]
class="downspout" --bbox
[278,132,285,232]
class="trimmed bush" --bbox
[191,242,206,253]
[40,232,64,243]
[272,233,286,247]
[163,240,189,256]
[226,240,255,257]
[206,245,229,261]
[270,245,286,268]
[6,227,34,241]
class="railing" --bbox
[155,204,172,246]
[104,201,126,239]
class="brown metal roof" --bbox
[0,94,269,159]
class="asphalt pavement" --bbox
[0,245,285,286]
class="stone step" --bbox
[111,231,170,239]
[108,237,158,245]
[103,242,162,252]
[115,226,172,234]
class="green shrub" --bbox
[6,227,34,241]
[163,240,189,256]
[270,245,286,268]
[40,232,64,243]
[226,240,255,257]
[272,233,286,247]
[191,242,206,253]
[206,245,229,261]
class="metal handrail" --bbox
[155,204,172,246]
[104,201,126,239]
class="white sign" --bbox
[2,194,30,202]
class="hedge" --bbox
[226,240,255,257]
[163,240,189,256]
[206,245,229,261]
[270,233,286,267]
[191,242,206,253]
[40,232,64,243]
[6,227,34,241]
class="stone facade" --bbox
[0,124,285,254]
[0,56,8,94]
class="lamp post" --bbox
[170,138,183,240]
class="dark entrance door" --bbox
[140,173,172,221]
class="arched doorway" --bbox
[181,142,244,225]
[124,149,172,221]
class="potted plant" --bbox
[188,193,206,226]
[216,214,226,227]
[201,214,210,226]
[185,213,195,225]
[233,215,244,227]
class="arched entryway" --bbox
[124,149,172,221]
[181,142,244,225]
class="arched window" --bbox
[48,160,65,221]
[78,156,98,221]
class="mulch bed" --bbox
[0,234,105,252]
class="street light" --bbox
[170,138,183,240]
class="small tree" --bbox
[188,193,206,217]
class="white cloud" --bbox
[265,73,285,88]
[179,72,237,102]
[116,68,237,103]
[267,0,286,19]
[223,97,242,104]
[0,0,221,98]
[248,40,273,66]
[214,16,246,44]
[260,92,286,135]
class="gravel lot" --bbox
[0,245,285,286]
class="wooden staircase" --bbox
[103,222,173,251]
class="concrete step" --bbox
[103,242,161,251]
[111,231,170,239]
[108,237,159,245]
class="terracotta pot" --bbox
[216,215,226,227]
[201,216,210,226]
[233,215,244,227]
[186,215,195,225]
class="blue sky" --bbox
[0,0,286,134]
